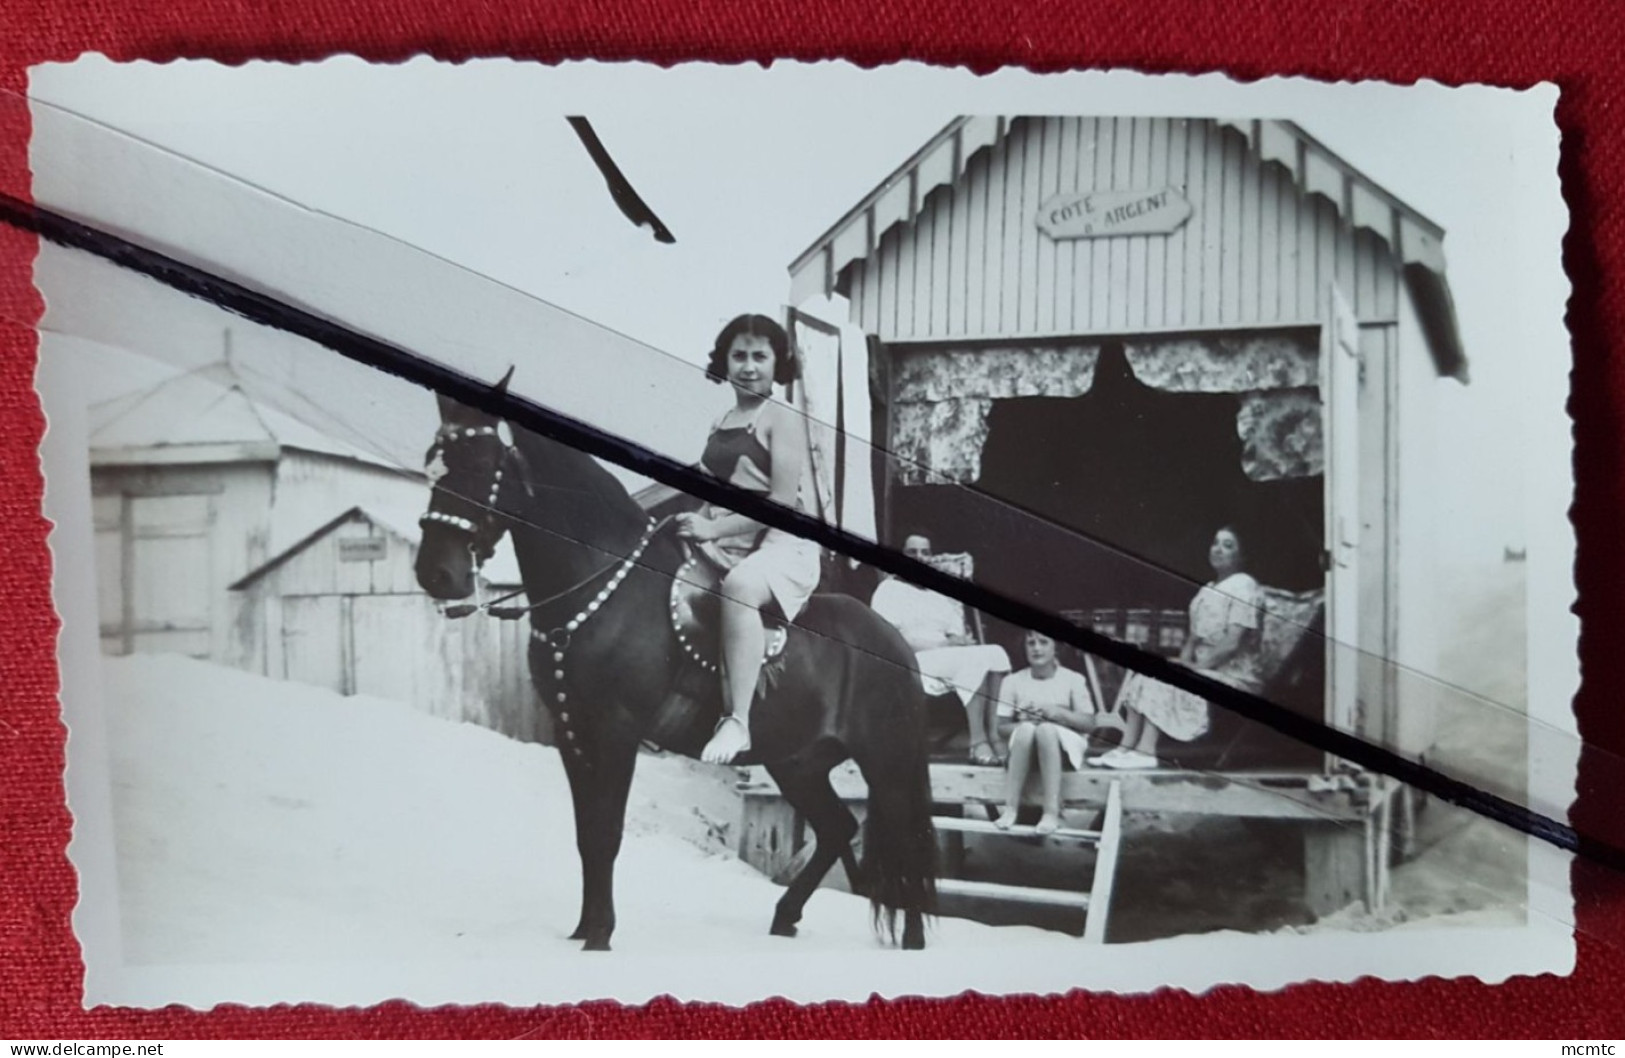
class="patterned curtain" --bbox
[887,334,1327,485]
[890,343,1099,485]
[1237,388,1324,480]
[1122,331,1318,393]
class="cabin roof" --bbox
[90,361,408,468]
[788,116,1467,381]
[228,505,524,592]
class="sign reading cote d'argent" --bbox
[1036,186,1194,240]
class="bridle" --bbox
[420,419,660,629]
[421,423,509,567]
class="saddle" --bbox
[643,543,793,755]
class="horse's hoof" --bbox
[902,932,925,951]
[581,937,613,952]
[769,919,799,938]
[568,926,589,941]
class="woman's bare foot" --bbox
[994,808,1018,830]
[1035,813,1061,835]
[701,715,751,764]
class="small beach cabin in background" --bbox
[89,361,430,663]
[778,116,1472,918]
[227,507,543,743]
[89,360,553,743]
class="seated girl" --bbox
[1093,525,1265,770]
[993,630,1110,835]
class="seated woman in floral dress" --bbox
[1093,525,1265,770]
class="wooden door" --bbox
[1321,281,1362,748]
[93,493,126,656]
[348,594,456,714]
[127,493,214,658]
[280,595,348,693]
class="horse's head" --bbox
[416,368,516,601]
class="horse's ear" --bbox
[493,365,516,395]
[435,388,464,423]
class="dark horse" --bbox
[414,375,936,950]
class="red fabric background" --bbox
[1,0,1622,1039]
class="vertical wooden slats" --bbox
[1219,127,1244,324]
[1200,121,1224,326]
[1299,181,1320,316]
[1000,123,1026,335]
[1125,117,1153,332]
[1278,162,1301,321]
[1144,118,1171,330]
[949,145,973,337]
[964,149,988,336]
[1238,129,1262,325]
[1259,160,1282,322]
[1035,118,1062,335]
[910,182,932,338]
[929,189,952,337]
[1054,117,1081,332]
[855,116,1409,343]
[983,134,1009,337]
[1107,117,1134,333]
[1090,118,1114,331]
[1165,119,1191,330]
[1075,117,1099,329]
[1020,119,1046,334]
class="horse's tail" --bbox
[859,722,938,942]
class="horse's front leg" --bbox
[562,725,640,952]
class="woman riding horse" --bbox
[414,367,936,951]
[673,314,822,764]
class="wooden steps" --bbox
[930,815,1103,842]
[930,780,1124,942]
[937,878,1092,909]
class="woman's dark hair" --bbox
[706,314,798,386]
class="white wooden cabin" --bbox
[775,116,1472,917]
[228,507,543,743]
[90,362,433,665]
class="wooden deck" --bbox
[736,761,1397,922]
[739,761,1381,822]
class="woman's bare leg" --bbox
[704,568,771,763]
[1034,724,1063,834]
[1131,720,1162,758]
[996,721,1036,828]
[966,673,1005,763]
[1118,708,1146,748]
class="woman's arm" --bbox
[1034,674,1105,732]
[1194,622,1251,670]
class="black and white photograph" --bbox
[27,60,1574,1006]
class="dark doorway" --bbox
[886,341,1327,770]
[894,343,1324,619]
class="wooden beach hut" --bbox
[227,506,544,743]
[89,361,430,663]
[756,116,1472,922]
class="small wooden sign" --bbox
[1036,187,1193,240]
[339,537,388,563]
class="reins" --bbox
[444,518,666,622]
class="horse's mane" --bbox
[509,421,648,541]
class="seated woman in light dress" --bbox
[992,630,1107,835]
[1093,526,1265,770]
[869,531,1012,765]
